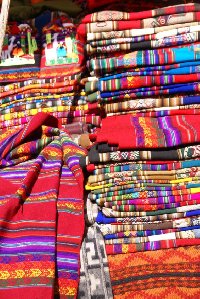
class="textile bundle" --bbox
[0,1,200,299]
[0,11,100,133]
[78,2,200,298]
[0,112,86,298]
[77,2,200,120]
[0,9,93,298]
[80,115,200,297]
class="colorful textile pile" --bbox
[0,75,101,131]
[0,12,101,133]
[0,112,86,298]
[78,3,200,298]
[81,113,200,297]
[77,2,200,120]
[1,1,200,298]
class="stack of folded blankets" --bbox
[78,2,200,298]
[81,113,200,298]
[0,12,101,136]
[78,2,200,119]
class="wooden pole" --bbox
[0,0,11,59]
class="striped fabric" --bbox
[86,73,200,93]
[93,114,200,149]
[89,42,200,76]
[0,112,86,299]
[80,3,200,298]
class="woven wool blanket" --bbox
[86,31,200,54]
[87,83,200,103]
[78,9,200,36]
[92,114,200,149]
[86,21,200,42]
[87,178,200,196]
[81,144,200,167]
[78,224,113,299]
[0,112,86,299]
[88,166,200,182]
[86,63,200,79]
[86,73,200,93]
[89,184,200,201]
[96,209,200,228]
[93,187,200,203]
[88,24,200,46]
[108,245,200,298]
[89,43,200,76]
[81,3,200,23]
[102,225,200,239]
[103,96,200,114]
[87,158,200,174]
[99,206,200,219]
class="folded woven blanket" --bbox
[89,43,200,76]
[92,114,200,149]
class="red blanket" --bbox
[0,112,86,298]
